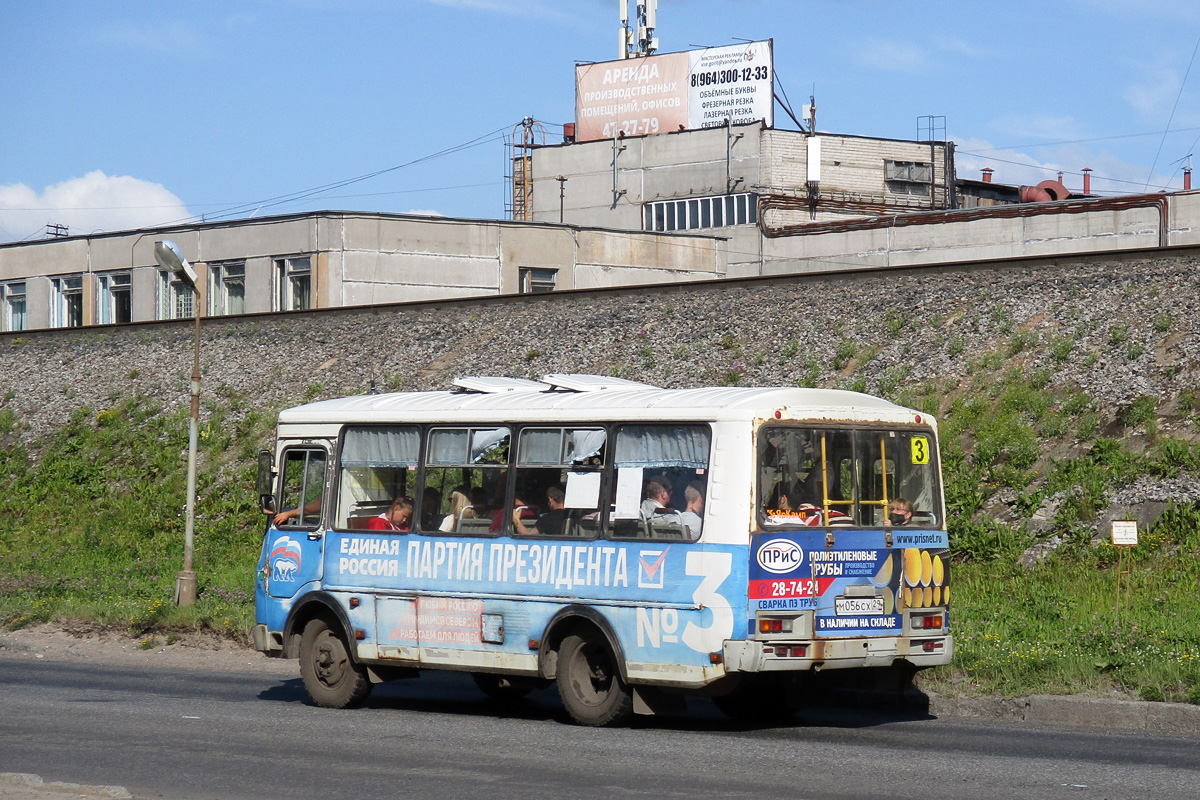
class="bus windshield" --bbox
[758,426,942,528]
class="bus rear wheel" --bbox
[299,618,371,709]
[556,631,632,726]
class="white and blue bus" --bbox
[253,374,951,725]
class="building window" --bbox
[276,255,311,311]
[885,160,932,196]
[159,271,195,320]
[51,276,84,328]
[519,267,557,294]
[209,261,245,316]
[1,282,26,332]
[642,192,757,232]
[98,272,132,325]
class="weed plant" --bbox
[0,395,272,641]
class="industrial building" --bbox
[0,212,724,331]
[6,14,1200,335]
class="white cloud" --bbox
[93,20,209,55]
[852,38,930,73]
[985,114,1087,143]
[403,209,445,217]
[955,137,1161,195]
[419,0,577,21]
[0,172,192,243]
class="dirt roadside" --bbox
[0,624,293,676]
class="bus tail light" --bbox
[918,615,943,629]
[922,640,944,652]
[758,618,793,634]
[772,645,808,657]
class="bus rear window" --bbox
[759,426,941,528]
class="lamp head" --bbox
[154,239,198,287]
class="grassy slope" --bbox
[1,337,1198,703]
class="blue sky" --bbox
[3,0,1199,243]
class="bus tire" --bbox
[556,631,632,726]
[472,672,534,700]
[299,617,371,709]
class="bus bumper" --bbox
[252,624,285,655]
[723,634,953,672]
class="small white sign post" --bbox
[1111,521,1138,626]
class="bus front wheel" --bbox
[299,618,371,709]
[556,631,632,726]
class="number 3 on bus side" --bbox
[911,436,929,465]
[681,551,733,654]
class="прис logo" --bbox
[270,535,303,582]
[757,538,803,575]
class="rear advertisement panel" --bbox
[575,40,773,142]
[750,529,950,638]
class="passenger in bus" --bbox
[368,496,413,532]
[513,486,567,536]
[420,487,443,530]
[491,489,537,533]
[765,481,821,526]
[438,489,476,533]
[678,483,704,537]
[888,497,914,527]
[469,487,490,518]
[640,480,673,518]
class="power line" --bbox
[1145,32,1200,190]
[967,126,1200,153]
[187,125,512,225]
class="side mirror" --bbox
[257,450,275,512]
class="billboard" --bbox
[574,40,773,143]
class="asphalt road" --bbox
[1,659,1197,800]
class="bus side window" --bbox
[608,423,710,542]
[336,427,419,531]
[422,427,510,535]
[513,427,605,538]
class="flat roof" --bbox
[278,379,928,428]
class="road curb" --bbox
[0,773,131,800]
[928,692,1200,737]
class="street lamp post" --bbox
[154,240,201,607]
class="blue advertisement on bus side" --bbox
[257,530,751,668]
[750,529,949,637]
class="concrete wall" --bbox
[760,192,1200,273]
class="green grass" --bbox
[924,501,1200,701]
[2,362,1198,704]
[0,394,273,642]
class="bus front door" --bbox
[262,445,329,599]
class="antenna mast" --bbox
[619,0,657,59]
